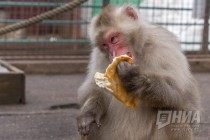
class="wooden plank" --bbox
[0,60,25,104]
[0,60,24,73]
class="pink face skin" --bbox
[99,32,135,61]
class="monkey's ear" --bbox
[125,6,138,20]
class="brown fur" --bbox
[95,5,113,27]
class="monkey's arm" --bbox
[77,78,110,135]
[78,79,109,118]
[139,74,183,109]
[77,48,110,136]
[117,61,184,109]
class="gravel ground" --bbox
[0,73,209,140]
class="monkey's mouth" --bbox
[112,52,134,63]
[126,52,133,58]
[109,49,134,61]
[110,52,134,60]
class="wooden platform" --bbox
[0,60,25,104]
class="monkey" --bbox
[76,5,200,140]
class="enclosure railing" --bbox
[0,0,209,59]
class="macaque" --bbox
[77,5,200,140]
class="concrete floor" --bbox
[0,73,209,140]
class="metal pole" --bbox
[103,0,110,7]
[201,0,210,53]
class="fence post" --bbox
[201,0,210,54]
[103,0,110,7]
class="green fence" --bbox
[92,0,142,15]
[0,0,208,58]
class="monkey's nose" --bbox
[126,52,132,58]
[111,51,116,58]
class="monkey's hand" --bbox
[77,112,101,136]
[117,61,148,93]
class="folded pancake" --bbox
[94,55,140,108]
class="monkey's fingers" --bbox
[77,114,95,136]
[117,61,132,77]
[95,115,102,128]
[78,122,91,136]
[81,135,88,140]
[84,122,91,135]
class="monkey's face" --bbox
[90,5,140,62]
[98,31,134,61]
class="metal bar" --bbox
[0,39,207,45]
[2,20,208,26]
[87,5,193,11]
[0,2,102,8]
[181,42,210,45]
[0,39,89,44]
[138,6,192,11]
[201,0,210,53]
[103,0,110,7]
[0,2,64,7]
[0,2,192,11]
[158,23,209,26]
[0,19,89,24]
[81,5,102,8]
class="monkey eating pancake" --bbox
[95,55,140,108]
[77,5,200,140]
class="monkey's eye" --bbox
[100,43,108,50]
[110,36,119,44]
